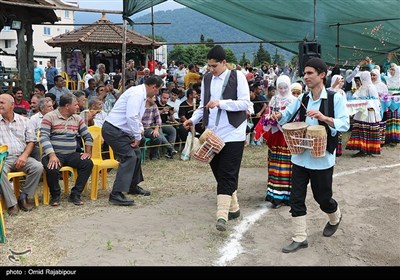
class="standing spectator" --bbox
[33,60,44,85]
[0,94,43,216]
[138,68,150,85]
[173,62,186,88]
[40,93,93,206]
[45,60,58,91]
[271,58,349,253]
[101,76,163,206]
[125,59,137,85]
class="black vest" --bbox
[297,90,338,154]
[202,70,247,128]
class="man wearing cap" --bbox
[183,45,252,232]
[271,57,350,253]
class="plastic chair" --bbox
[7,171,39,207]
[88,126,119,200]
[60,71,77,90]
[37,131,78,205]
[0,145,8,243]
[141,137,151,163]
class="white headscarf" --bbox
[371,69,388,96]
[386,64,400,89]
[270,75,295,109]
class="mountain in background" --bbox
[75,8,293,64]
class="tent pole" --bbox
[313,0,316,40]
[336,23,340,64]
[121,19,127,92]
[151,1,155,66]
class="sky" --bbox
[75,0,184,14]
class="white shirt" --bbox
[29,111,44,133]
[105,84,146,141]
[167,99,182,119]
[191,69,252,143]
[84,73,93,89]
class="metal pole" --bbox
[121,19,127,92]
[336,23,340,64]
[314,0,317,40]
[151,1,155,70]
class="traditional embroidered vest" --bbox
[202,70,247,128]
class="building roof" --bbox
[0,0,58,24]
[46,14,161,49]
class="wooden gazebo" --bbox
[45,13,161,76]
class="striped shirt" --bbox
[0,113,36,156]
[40,109,93,156]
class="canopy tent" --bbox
[123,0,400,66]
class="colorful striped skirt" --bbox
[345,120,381,154]
[384,110,400,144]
[265,145,292,206]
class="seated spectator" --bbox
[0,93,43,216]
[39,93,93,206]
[142,95,177,160]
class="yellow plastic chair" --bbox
[60,71,77,91]
[37,131,78,205]
[88,126,119,200]
[7,171,39,207]
[0,145,8,243]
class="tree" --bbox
[290,54,298,68]
[225,48,237,64]
[239,52,249,67]
[272,48,285,66]
[168,45,237,66]
[253,43,271,67]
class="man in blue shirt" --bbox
[33,60,44,85]
[45,60,58,91]
[271,58,350,253]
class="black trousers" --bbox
[210,141,245,195]
[102,121,143,193]
[290,164,338,217]
[42,152,93,198]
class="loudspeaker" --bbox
[298,42,321,76]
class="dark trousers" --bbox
[210,141,245,195]
[290,164,338,217]
[102,121,143,193]
[42,152,93,198]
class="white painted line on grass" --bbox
[333,163,400,178]
[214,206,269,266]
[215,162,400,266]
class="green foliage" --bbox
[253,44,271,67]
[290,54,299,68]
[272,48,286,66]
[239,52,250,66]
[169,44,237,66]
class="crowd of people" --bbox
[0,49,399,253]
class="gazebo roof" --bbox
[46,14,161,49]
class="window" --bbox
[65,11,70,18]
[65,29,69,33]
[44,27,51,35]
[5,40,11,48]
[3,26,11,31]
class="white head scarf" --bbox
[371,69,388,96]
[386,64,400,89]
[271,75,295,108]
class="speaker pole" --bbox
[336,23,340,64]
[313,0,317,40]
